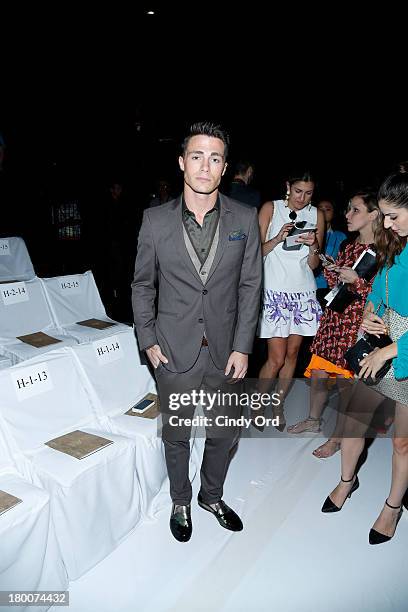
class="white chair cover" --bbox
[0,349,141,580]
[0,356,11,370]
[0,421,67,612]
[70,328,201,518]
[0,237,35,282]
[41,271,129,342]
[69,329,168,517]
[0,277,77,365]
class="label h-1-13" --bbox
[16,370,48,389]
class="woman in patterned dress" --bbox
[257,171,325,420]
[287,190,381,458]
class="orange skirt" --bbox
[304,354,354,379]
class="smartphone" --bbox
[285,231,314,248]
[131,398,155,413]
[284,223,317,249]
[319,253,334,265]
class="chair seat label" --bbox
[59,278,82,294]
[93,335,124,364]
[0,239,10,255]
[1,282,29,305]
[11,362,53,401]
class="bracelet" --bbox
[310,245,320,255]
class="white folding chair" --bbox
[41,270,130,342]
[0,277,77,365]
[0,419,67,611]
[0,349,142,580]
[0,236,35,282]
[70,328,202,518]
[69,328,168,517]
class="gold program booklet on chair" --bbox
[16,331,62,348]
[45,430,114,460]
[0,490,23,516]
[76,318,116,330]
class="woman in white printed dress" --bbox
[258,171,325,424]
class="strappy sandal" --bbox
[312,438,341,459]
[287,416,321,434]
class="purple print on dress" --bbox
[263,291,322,328]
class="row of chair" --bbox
[0,327,203,596]
[0,270,129,365]
[0,237,198,608]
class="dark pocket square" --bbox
[229,230,247,241]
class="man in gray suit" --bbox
[132,121,262,542]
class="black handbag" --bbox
[344,271,393,385]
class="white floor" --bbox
[63,430,408,612]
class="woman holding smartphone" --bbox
[257,170,324,421]
[287,190,381,457]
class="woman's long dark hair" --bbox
[376,172,408,270]
[318,196,347,233]
[286,170,315,188]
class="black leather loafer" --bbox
[170,504,192,542]
[198,495,243,531]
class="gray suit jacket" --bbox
[131,194,262,372]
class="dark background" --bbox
[1,5,407,297]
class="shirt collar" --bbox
[182,196,220,218]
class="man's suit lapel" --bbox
[170,196,203,285]
[205,194,234,283]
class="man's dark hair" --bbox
[182,121,230,158]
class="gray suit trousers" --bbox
[156,347,242,505]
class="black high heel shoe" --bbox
[321,475,359,513]
[369,499,403,545]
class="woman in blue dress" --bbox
[314,198,347,308]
